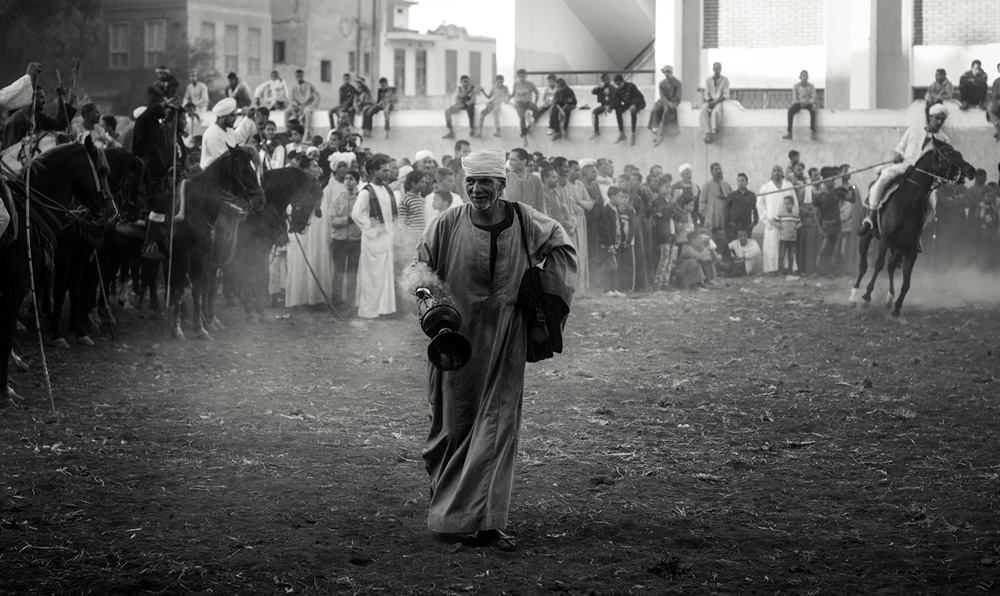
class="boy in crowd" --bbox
[812,167,843,276]
[598,186,627,296]
[776,195,801,278]
[725,229,762,276]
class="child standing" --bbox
[775,195,801,278]
[478,75,511,138]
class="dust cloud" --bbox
[848,267,1000,309]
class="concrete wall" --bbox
[713,0,823,48]
[705,47,826,89]
[257,96,996,196]
[514,0,616,72]
[913,45,1000,89]
[918,0,1000,45]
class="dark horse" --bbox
[1,137,113,408]
[235,167,324,322]
[169,145,265,340]
[851,140,975,317]
[48,147,145,348]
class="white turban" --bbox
[397,165,414,179]
[679,163,692,174]
[212,97,237,118]
[415,150,435,163]
[928,103,948,117]
[132,106,147,120]
[328,152,355,168]
[462,149,507,179]
[578,158,598,169]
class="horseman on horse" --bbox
[858,103,951,238]
[131,85,185,260]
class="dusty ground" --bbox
[2,274,1000,595]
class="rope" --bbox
[293,233,339,315]
[93,249,116,342]
[162,114,180,343]
[756,160,894,198]
[22,83,56,413]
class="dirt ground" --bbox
[3,274,1000,595]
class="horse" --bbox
[168,145,265,340]
[235,167,324,322]
[48,147,145,348]
[1,136,114,408]
[850,140,975,317]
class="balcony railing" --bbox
[522,70,658,87]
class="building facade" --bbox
[82,0,272,113]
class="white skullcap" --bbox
[397,165,414,179]
[132,106,147,120]
[212,97,237,118]
[678,163,692,174]
[305,146,320,158]
[462,149,507,179]
[928,103,949,117]
[415,150,435,162]
[578,158,598,168]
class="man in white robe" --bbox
[284,155,340,307]
[200,98,257,170]
[415,149,576,549]
[757,165,797,273]
[351,153,398,318]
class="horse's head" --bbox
[288,173,324,235]
[226,144,266,212]
[104,147,146,219]
[929,139,977,186]
[82,135,117,219]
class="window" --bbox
[348,51,356,72]
[224,25,239,73]
[273,40,286,64]
[393,49,405,95]
[247,27,261,75]
[363,52,370,75]
[320,60,332,83]
[415,49,427,96]
[109,22,129,70]
[144,20,166,68]
[469,51,481,88]
[201,22,216,65]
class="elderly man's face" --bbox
[582,164,597,183]
[466,176,504,211]
[681,169,692,183]
[928,113,946,132]
[334,161,349,179]
[771,166,784,183]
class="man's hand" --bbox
[55,85,67,98]
[893,153,904,164]
[26,62,42,83]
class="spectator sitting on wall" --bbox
[443,75,477,140]
[989,63,1000,142]
[537,74,558,135]
[477,75,511,139]
[254,70,290,110]
[225,71,253,109]
[613,74,646,146]
[362,77,396,139]
[783,70,817,141]
[699,62,729,144]
[182,70,209,113]
[650,65,682,146]
[327,73,356,130]
[925,68,954,121]
[512,69,539,144]
[589,73,616,140]
[550,78,577,141]
[959,59,989,110]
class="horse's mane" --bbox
[30,142,84,171]
[262,167,322,206]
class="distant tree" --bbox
[0,0,103,88]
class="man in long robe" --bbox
[757,165,798,273]
[417,149,576,548]
[351,153,398,318]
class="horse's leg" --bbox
[49,248,71,349]
[893,252,918,318]
[191,256,212,340]
[1,286,28,408]
[885,252,899,309]
[146,260,162,314]
[207,266,225,332]
[169,256,186,340]
[862,241,890,303]
[71,254,96,347]
[850,234,873,304]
